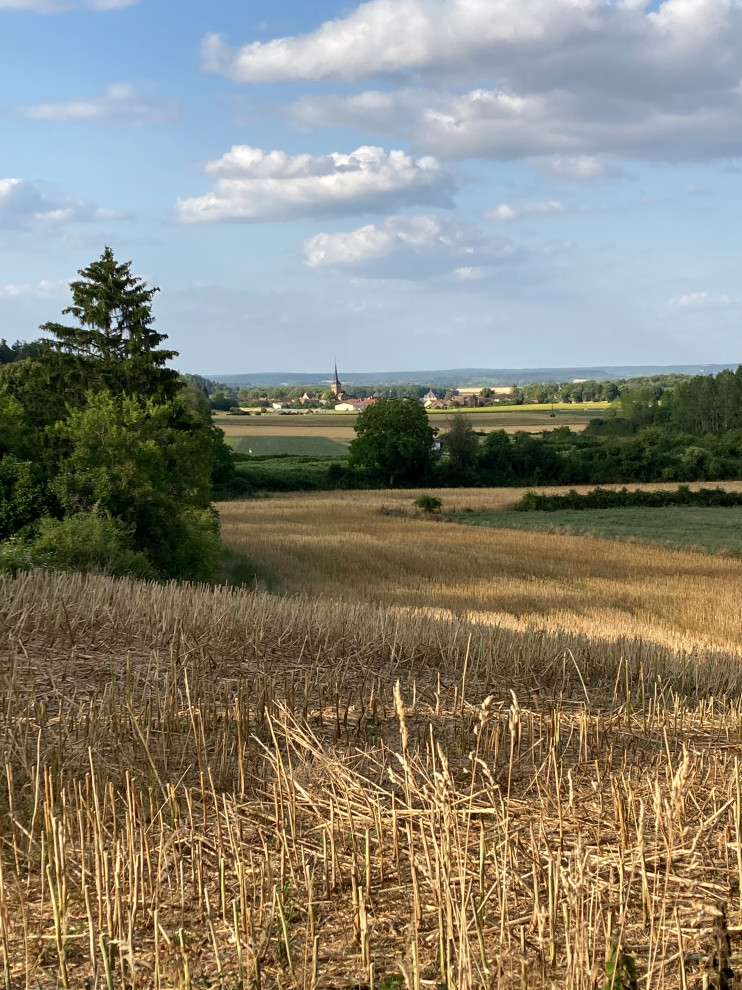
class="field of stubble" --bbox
[3,485,742,988]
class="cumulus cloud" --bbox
[0,0,137,10]
[0,280,65,298]
[203,0,742,85]
[303,214,520,279]
[176,145,455,224]
[487,201,565,222]
[0,178,123,231]
[673,291,735,309]
[201,0,604,83]
[16,84,180,126]
[233,0,742,164]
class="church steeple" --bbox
[331,363,343,397]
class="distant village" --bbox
[205,365,621,414]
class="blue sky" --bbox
[1,0,741,375]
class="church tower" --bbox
[331,364,343,398]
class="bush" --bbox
[414,494,443,513]
[514,485,742,512]
[31,512,156,578]
[0,536,37,576]
[0,511,156,578]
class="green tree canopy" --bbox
[39,246,180,407]
[349,398,436,486]
[442,413,480,481]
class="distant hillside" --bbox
[209,363,740,388]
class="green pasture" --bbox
[448,505,742,555]
[229,435,350,456]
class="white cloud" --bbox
[0,0,137,10]
[241,0,742,165]
[16,84,179,126]
[201,0,601,83]
[673,292,734,309]
[0,178,123,231]
[303,214,520,279]
[176,145,455,224]
[487,201,565,222]
[529,156,624,182]
[0,279,65,298]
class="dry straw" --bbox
[1,569,742,987]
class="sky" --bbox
[1,0,742,376]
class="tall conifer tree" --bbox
[40,247,180,403]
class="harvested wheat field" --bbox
[220,483,742,661]
[3,566,742,989]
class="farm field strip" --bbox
[3,570,742,989]
[229,434,351,456]
[213,407,597,438]
[448,504,742,554]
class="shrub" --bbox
[142,508,222,583]
[514,485,742,512]
[0,511,156,578]
[31,511,156,578]
[414,494,443,514]
[0,536,38,576]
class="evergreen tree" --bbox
[39,246,180,405]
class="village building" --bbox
[335,398,376,412]
[327,364,378,411]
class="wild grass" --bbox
[219,483,742,661]
[3,569,742,988]
[449,505,742,555]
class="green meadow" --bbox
[227,434,350,456]
[448,505,742,554]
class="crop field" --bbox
[449,505,742,555]
[4,570,742,990]
[220,482,742,659]
[5,485,742,989]
[213,406,597,447]
[228,434,350,457]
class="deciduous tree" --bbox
[349,398,436,486]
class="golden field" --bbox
[220,483,742,662]
[5,486,742,988]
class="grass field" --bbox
[448,504,742,554]
[229,434,350,456]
